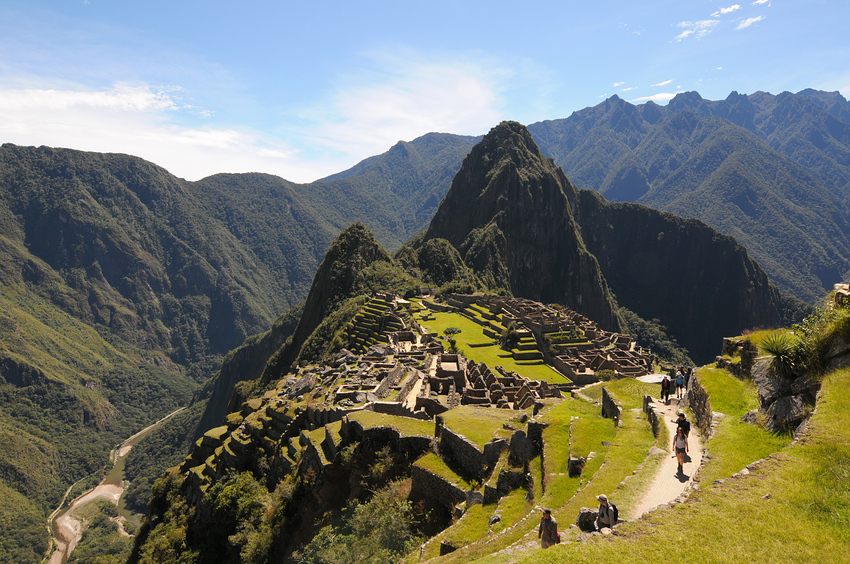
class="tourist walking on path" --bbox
[673,411,691,437]
[673,427,688,474]
[660,375,671,403]
[538,508,558,548]
[595,494,617,530]
[675,369,685,398]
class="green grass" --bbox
[440,406,528,449]
[696,367,790,485]
[415,453,475,490]
[538,398,613,508]
[496,368,850,564]
[348,411,435,438]
[416,309,568,383]
[428,380,657,564]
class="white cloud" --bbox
[752,0,770,4]
[0,84,177,112]
[651,79,674,87]
[675,20,719,41]
[716,66,723,70]
[737,15,765,29]
[711,4,741,17]
[298,53,506,163]
[0,83,328,182]
[621,87,635,92]
[613,81,625,87]
[631,92,678,103]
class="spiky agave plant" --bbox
[760,332,800,379]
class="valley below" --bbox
[44,407,186,564]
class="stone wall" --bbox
[642,395,661,437]
[601,387,621,422]
[410,465,466,510]
[439,426,488,480]
[687,372,712,439]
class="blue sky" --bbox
[0,0,847,182]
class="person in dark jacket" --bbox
[538,508,558,548]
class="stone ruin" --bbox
[431,294,653,384]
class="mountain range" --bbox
[0,88,847,562]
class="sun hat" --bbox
[596,494,608,503]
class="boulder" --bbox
[751,359,791,406]
[568,456,586,477]
[765,394,807,432]
[740,410,759,425]
[576,507,599,532]
[509,430,531,466]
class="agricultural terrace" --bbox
[409,300,568,384]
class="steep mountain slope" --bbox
[528,90,850,304]
[424,121,619,330]
[423,121,805,363]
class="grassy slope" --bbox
[502,368,850,564]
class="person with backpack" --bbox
[673,411,691,437]
[595,494,618,530]
[673,427,689,474]
[660,375,671,403]
[538,508,559,548]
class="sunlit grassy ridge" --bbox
[496,368,850,564]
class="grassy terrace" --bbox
[422,379,658,564]
[347,410,435,438]
[696,367,790,485]
[419,487,534,561]
[440,406,529,449]
[415,452,475,490]
[537,397,612,508]
[412,302,568,384]
[502,368,850,564]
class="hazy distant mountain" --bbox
[528,89,850,304]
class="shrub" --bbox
[759,332,800,379]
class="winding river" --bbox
[43,407,187,564]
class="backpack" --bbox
[610,502,619,523]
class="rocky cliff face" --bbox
[569,189,807,363]
[425,121,620,330]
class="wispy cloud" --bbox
[631,92,678,103]
[621,87,635,92]
[752,0,770,4]
[711,4,741,17]
[651,79,674,87]
[0,84,178,112]
[675,20,719,41]
[613,81,625,87]
[737,15,765,29]
[0,82,324,182]
[299,53,506,164]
